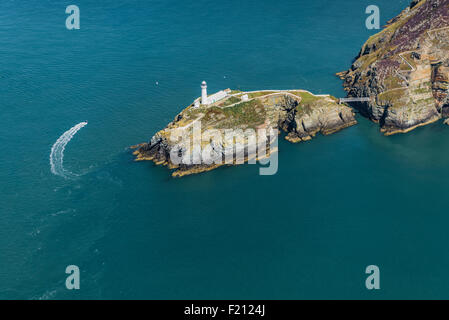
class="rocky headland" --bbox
[339,0,449,135]
[133,90,356,177]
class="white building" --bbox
[208,90,228,104]
[200,81,228,105]
[201,81,208,105]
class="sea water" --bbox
[1,0,448,299]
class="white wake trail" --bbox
[50,122,88,179]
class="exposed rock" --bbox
[340,0,449,135]
[133,90,356,177]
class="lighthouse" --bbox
[201,81,208,105]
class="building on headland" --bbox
[196,81,229,107]
[208,90,228,104]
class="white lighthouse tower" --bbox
[201,81,208,105]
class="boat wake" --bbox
[50,122,88,179]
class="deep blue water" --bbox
[2,0,449,299]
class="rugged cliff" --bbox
[133,90,356,177]
[339,0,449,135]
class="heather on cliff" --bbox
[340,0,449,135]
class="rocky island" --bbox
[133,0,449,177]
[339,0,449,135]
[133,88,356,177]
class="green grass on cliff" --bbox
[378,88,408,109]
[291,91,321,115]
[414,87,431,95]
[247,91,276,99]
[217,96,241,107]
[222,100,266,127]
[295,91,320,104]
[378,89,406,101]
[202,100,266,129]
[384,75,403,90]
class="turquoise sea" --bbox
[1,0,449,299]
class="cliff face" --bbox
[133,91,356,177]
[340,0,449,135]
